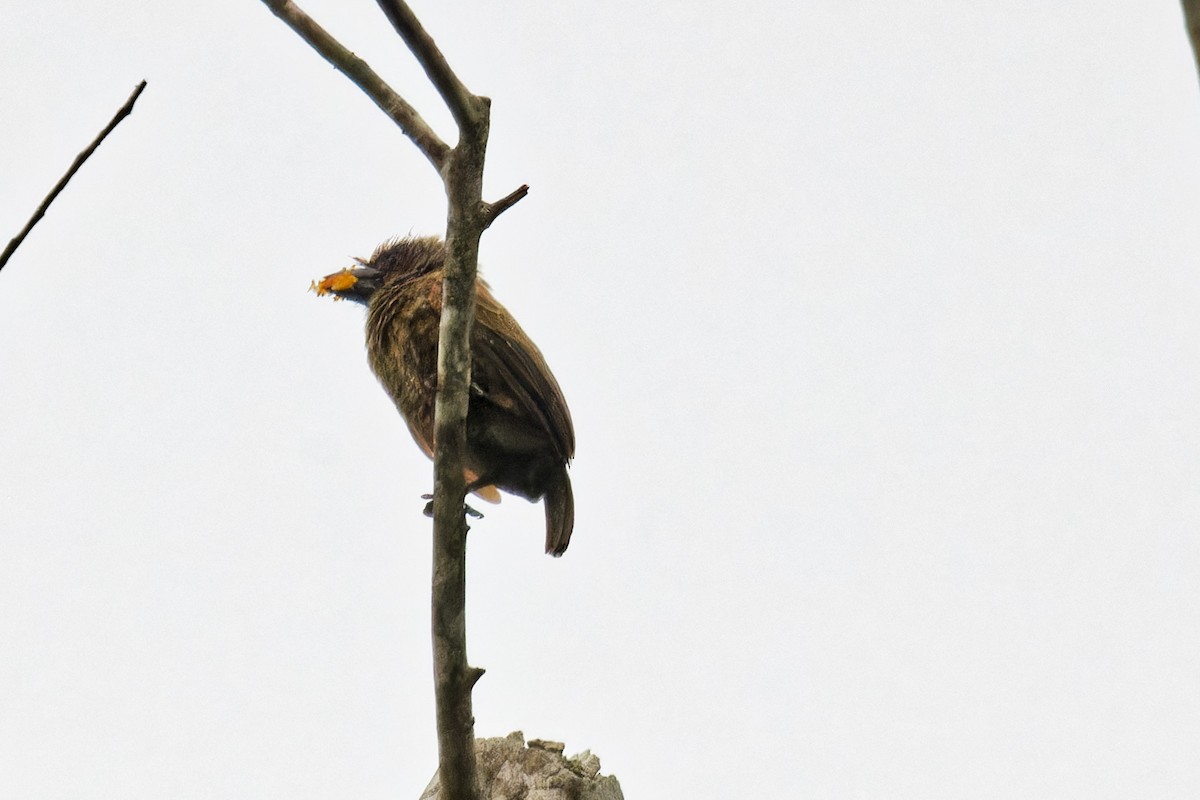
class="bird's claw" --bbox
[421,494,484,519]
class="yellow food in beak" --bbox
[311,269,359,296]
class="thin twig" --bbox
[374,0,486,133]
[482,184,530,229]
[259,0,450,170]
[0,81,147,273]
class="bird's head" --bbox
[311,236,446,305]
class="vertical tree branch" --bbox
[1,81,147,273]
[369,6,494,797]
[427,101,490,800]
[263,4,517,798]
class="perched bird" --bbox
[313,236,575,555]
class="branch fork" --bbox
[260,3,531,799]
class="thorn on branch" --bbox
[483,184,529,229]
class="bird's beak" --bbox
[310,266,383,301]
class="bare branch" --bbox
[374,1,487,133]
[1,81,147,274]
[259,0,450,170]
[482,184,529,229]
[379,9,498,800]
[429,126,490,800]
[1184,0,1200,84]
[267,6,530,800]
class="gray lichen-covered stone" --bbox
[419,731,624,800]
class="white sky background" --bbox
[2,1,1200,797]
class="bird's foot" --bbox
[421,494,484,519]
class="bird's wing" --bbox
[391,275,502,503]
[471,281,575,461]
[406,413,503,504]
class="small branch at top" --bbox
[1,81,147,274]
[259,0,450,171]
[482,184,530,229]
[374,0,487,132]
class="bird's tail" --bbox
[543,468,574,557]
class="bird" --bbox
[312,236,575,556]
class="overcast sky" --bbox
[3,2,1200,798]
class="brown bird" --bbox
[312,236,575,555]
